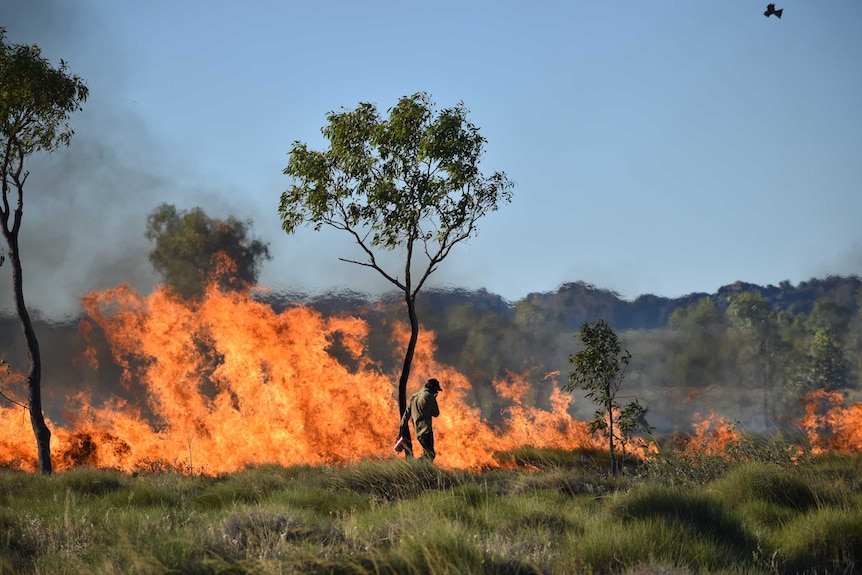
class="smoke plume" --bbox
[0,0,237,321]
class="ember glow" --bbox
[1,283,605,474]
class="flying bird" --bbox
[764,4,783,18]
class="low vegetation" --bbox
[2,441,861,574]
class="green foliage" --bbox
[667,297,731,390]
[145,203,271,300]
[808,299,853,339]
[279,92,513,261]
[495,446,606,471]
[728,292,775,334]
[0,28,88,162]
[727,292,791,428]
[805,328,850,392]
[54,467,125,497]
[280,92,513,413]
[565,320,631,420]
[565,320,648,474]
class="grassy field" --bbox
[2,441,862,574]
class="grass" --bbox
[1,446,861,574]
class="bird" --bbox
[764,4,783,18]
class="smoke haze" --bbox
[0,0,257,320]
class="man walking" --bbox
[396,378,442,461]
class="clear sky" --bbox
[2,0,861,318]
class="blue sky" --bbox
[2,0,861,317]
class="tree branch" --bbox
[0,388,28,410]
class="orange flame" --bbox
[800,390,862,454]
[1,282,613,474]
[678,411,743,458]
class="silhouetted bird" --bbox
[764,4,783,18]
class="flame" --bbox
[5,278,861,474]
[1,282,612,474]
[678,411,743,458]
[800,390,862,454]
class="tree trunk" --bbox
[397,294,420,417]
[8,237,51,474]
[608,406,617,475]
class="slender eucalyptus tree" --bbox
[565,320,648,475]
[279,93,513,416]
[0,29,88,473]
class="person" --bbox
[395,378,441,461]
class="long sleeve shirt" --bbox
[408,385,439,437]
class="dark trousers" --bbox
[417,432,435,461]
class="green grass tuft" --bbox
[613,484,758,561]
[331,459,466,502]
[774,506,862,574]
[711,462,840,511]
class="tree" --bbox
[807,299,852,342]
[563,320,647,475]
[0,29,88,474]
[279,93,513,416]
[805,328,849,393]
[145,203,271,300]
[727,292,785,428]
[666,296,729,390]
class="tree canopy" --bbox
[145,203,271,300]
[279,92,513,416]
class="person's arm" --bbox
[429,395,439,418]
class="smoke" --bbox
[0,0,237,321]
